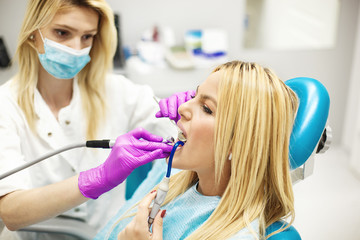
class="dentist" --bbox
[0,0,193,239]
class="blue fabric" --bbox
[95,159,262,239]
[95,160,220,240]
[125,162,152,200]
[266,221,301,240]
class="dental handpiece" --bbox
[148,140,184,229]
[0,140,115,180]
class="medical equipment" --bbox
[148,140,184,228]
[165,136,175,144]
[265,77,330,240]
[0,140,115,180]
[178,131,187,142]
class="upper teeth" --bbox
[178,131,187,142]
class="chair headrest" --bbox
[285,77,330,169]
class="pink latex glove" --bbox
[78,128,173,199]
[155,90,196,123]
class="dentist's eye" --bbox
[82,34,95,41]
[202,105,213,114]
[55,29,68,37]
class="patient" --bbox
[95,60,299,239]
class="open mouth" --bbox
[177,131,187,142]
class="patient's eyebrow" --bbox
[196,85,217,106]
[199,94,217,107]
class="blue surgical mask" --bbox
[37,30,91,79]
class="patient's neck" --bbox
[196,166,230,197]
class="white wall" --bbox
[0,0,26,81]
[0,0,359,147]
[343,2,360,175]
[246,0,339,50]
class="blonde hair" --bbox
[14,0,117,139]
[114,61,298,239]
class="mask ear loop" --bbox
[35,29,46,54]
[38,29,45,43]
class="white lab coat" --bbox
[0,73,175,239]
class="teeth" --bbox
[178,131,187,142]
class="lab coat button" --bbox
[47,132,52,137]
[65,120,71,125]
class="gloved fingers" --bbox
[167,94,180,121]
[133,140,173,153]
[155,90,195,121]
[137,149,167,165]
[158,151,171,159]
[158,98,169,117]
[151,210,165,240]
[155,111,163,118]
[130,127,163,142]
[185,90,196,101]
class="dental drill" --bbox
[0,140,115,180]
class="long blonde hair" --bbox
[162,61,298,239]
[112,61,298,239]
[14,0,117,139]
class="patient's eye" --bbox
[202,105,213,115]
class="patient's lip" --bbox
[177,121,186,137]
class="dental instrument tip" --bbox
[148,218,154,228]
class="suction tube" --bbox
[166,141,184,177]
[148,140,184,229]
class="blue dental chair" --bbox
[265,77,331,240]
[15,77,330,239]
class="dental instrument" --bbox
[148,140,184,229]
[0,140,115,180]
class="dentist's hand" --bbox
[78,128,172,199]
[155,90,195,123]
[117,190,165,240]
